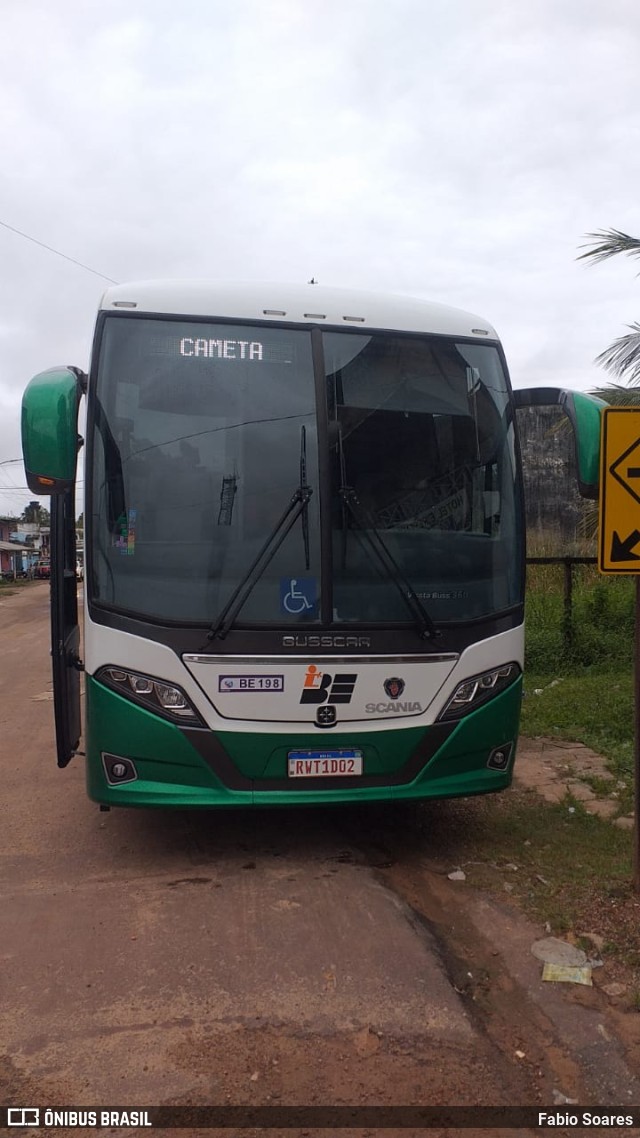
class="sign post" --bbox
[599,408,640,891]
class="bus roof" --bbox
[99,281,499,340]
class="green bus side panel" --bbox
[85,675,522,808]
[568,390,606,498]
[21,367,80,493]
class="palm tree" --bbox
[579,228,640,392]
[577,229,640,538]
[20,501,45,525]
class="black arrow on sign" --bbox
[611,530,640,561]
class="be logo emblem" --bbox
[300,665,357,705]
[383,677,405,699]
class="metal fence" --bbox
[526,555,597,652]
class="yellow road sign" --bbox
[599,407,640,573]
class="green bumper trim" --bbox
[85,674,522,808]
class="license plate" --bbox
[287,749,363,778]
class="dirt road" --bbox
[1,583,638,1136]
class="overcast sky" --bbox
[1,0,639,516]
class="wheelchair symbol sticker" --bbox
[280,577,317,615]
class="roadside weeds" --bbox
[446,740,640,1011]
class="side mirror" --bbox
[513,387,606,499]
[22,367,85,494]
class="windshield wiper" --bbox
[337,430,437,641]
[299,425,311,570]
[207,428,313,642]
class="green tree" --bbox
[577,229,640,538]
[579,228,640,399]
[20,501,50,526]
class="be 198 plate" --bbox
[287,748,363,778]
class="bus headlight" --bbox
[96,666,204,726]
[437,663,520,721]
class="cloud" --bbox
[1,0,639,514]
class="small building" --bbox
[0,518,36,577]
[14,522,48,557]
[0,539,31,578]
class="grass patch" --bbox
[482,555,638,980]
[0,577,33,593]
[522,559,634,808]
[520,671,633,781]
[375,785,640,987]
[440,788,640,980]
[525,562,635,671]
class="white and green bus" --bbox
[21,281,602,809]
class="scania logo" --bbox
[365,701,423,715]
[383,677,405,699]
[282,635,371,649]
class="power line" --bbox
[0,482,85,490]
[2,466,22,490]
[0,219,118,284]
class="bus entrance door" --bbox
[51,489,82,767]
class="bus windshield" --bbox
[90,316,522,626]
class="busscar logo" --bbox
[383,677,405,699]
[282,634,371,648]
[300,665,357,705]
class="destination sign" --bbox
[180,337,264,360]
